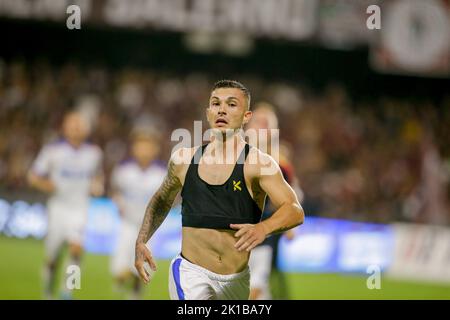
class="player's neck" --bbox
[211,130,243,145]
[136,158,153,170]
[66,138,84,149]
[209,131,245,163]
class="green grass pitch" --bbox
[0,236,449,300]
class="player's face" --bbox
[62,113,89,144]
[132,139,160,165]
[206,88,252,132]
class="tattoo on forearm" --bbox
[137,161,181,244]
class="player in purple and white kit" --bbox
[110,129,166,299]
[28,112,103,299]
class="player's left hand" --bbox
[230,223,269,252]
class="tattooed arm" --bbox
[135,157,182,283]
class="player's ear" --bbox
[242,110,252,125]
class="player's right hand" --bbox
[41,179,56,194]
[27,173,56,194]
[135,242,157,284]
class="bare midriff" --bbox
[181,227,250,275]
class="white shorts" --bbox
[169,254,250,300]
[110,220,140,277]
[45,202,88,261]
[248,245,273,300]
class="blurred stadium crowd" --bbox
[0,60,449,225]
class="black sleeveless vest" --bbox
[181,143,263,229]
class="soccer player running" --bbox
[135,80,304,300]
[110,128,166,299]
[28,112,103,300]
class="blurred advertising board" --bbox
[0,196,182,257]
[277,217,394,273]
[83,197,121,255]
[0,196,393,274]
[1,196,449,282]
[387,223,450,284]
[0,198,47,239]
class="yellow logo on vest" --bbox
[233,180,242,191]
